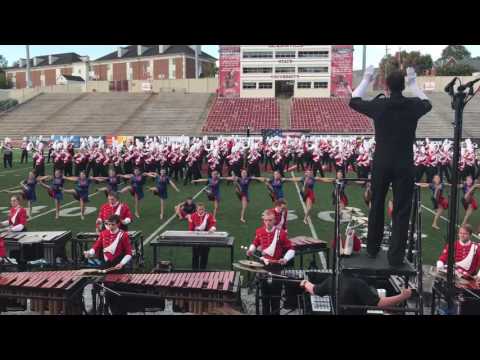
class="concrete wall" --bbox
[86,81,110,92]
[353,75,478,93]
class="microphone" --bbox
[444,77,458,94]
[457,78,480,92]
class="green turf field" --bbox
[0,150,474,268]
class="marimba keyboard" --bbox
[0,271,87,314]
[103,271,241,314]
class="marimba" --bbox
[72,231,144,269]
[289,236,329,268]
[0,271,88,315]
[150,231,234,269]
[101,271,241,314]
[1,231,71,268]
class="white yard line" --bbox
[0,163,52,175]
[421,204,480,240]
[291,171,327,269]
[0,184,22,192]
[28,189,102,221]
[143,186,207,246]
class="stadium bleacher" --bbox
[290,98,373,134]
[202,97,280,133]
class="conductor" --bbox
[349,66,432,266]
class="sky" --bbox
[1,45,480,69]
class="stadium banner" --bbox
[50,135,81,148]
[112,136,132,146]
[330,45,354,98]
[219,45,241,97]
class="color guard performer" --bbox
[188,203,217,270]
[461,175,479,226]
[62,171,103,220]
[39,169,65,220]
[192,170,226,218]
[96,169,124,197]
[416,174,449,230]
[145,169,180,220]
[291,169,332,224]
[246,209,295,315]
[3,171,49,217]
[120,168,147,218]
[224,169,264,223]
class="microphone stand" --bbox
[445,78,479,312]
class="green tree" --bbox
[435,63,475,76]
[441,45,471,61]
[0,55,7,68]
[398,51,433,74]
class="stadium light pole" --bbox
[25,45,32,88]
[195,45,199,79]
[362,45,366,73]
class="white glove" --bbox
[436,261,445,271]
[406,66,429,100]
[363,65,376,83]
[406,67,417,86]
[352,65,375,99]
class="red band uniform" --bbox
[188,210,217,270]
[96,201,133,231]
[247,226,295,315]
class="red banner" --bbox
[219,45,241,97]
[330,45,354,98]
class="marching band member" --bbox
[145,169,180,220]
[300,275,412,315]
[438,140,452,183]
[416,174,449,230]
[246,209,295,315]
[63,148,73,177]
[461,175,479,226]
[84,214,132,315]
[96,191,133,232]
[175,197,197,221]
[1,138,13,169]
[20,137,28,164]
[1,196,28,232]
[85,214,132,270]
[32,144,46,177]
[188,202,217,270]
[437,224,480,280]
[0,195,35,265]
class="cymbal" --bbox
[238,260,264,268]
[77,268,107,275]
[233,263,267,273]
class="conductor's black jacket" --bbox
[349,94,432,167]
